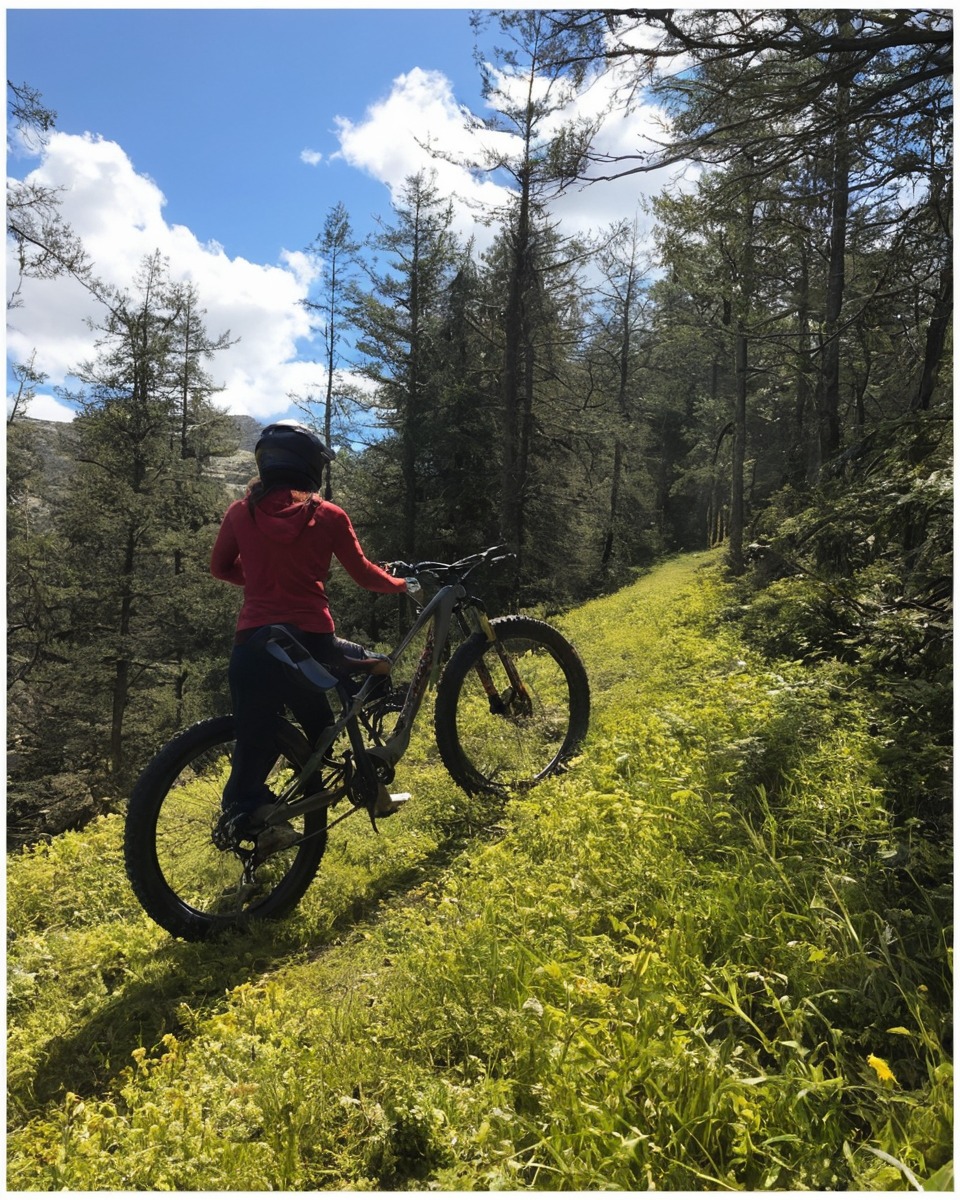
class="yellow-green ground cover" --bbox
[7,552,952,1190]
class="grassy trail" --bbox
[7,551,952,1190]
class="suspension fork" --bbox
[458,605,531,713]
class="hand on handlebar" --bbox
[379,561,424,601]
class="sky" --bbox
[6,6,683,425]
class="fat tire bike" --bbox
[124,546,590,941]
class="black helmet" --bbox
[255,421,336,490]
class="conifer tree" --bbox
[584,220,660,584]
[350,171,461,560]
[7,81,91,306]
[301,201,361,498]
[43,253,235,784]
[468,10,598,582]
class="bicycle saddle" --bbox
[248,626,389,692]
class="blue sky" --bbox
[7,7,677,425]
[9,8,485,265]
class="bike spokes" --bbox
[153,754,302,917]
[460,640,572,783]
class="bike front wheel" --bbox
[435,615,590,794]
[124,715,327,941]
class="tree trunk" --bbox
[402,221,422,560]
[728,323,748,575]
[914,258,952,412]
[727,198,755,577]
[601,439,623,570]
[110,527,137,778]
[792,250,816,486]
[323,290,336,499]
[500,203,529,561]
[180,296,192,458]
[602,262,635,572]
[817,21,852,467]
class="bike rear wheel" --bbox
[124,715,327,941]
[435,615,590,794]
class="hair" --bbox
[245,477,317,515]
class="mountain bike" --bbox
[124,546,590,941]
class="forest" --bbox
[8,10,952,841]
[5,10,953,1190]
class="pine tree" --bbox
[584,220,661,585]
[42,253,236,785]
[301,201,361,498]
[350,171,461,560]
[468,11,598,583]
[7,81,90,305]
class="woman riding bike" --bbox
[209,420,412,856]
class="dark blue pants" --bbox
[222,629,369,815]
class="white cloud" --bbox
[7,389,76,423]
[331,62,688,254]
[279,248,321,291]
[6,132,319,422]
[300,148,323,166]
[334,68,513,249]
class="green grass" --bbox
[7,550,952,1190]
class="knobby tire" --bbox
[124,715,327,941]
[434,615,590,794]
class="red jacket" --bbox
[210,489,405,634]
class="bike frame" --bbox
[268,575,494,824]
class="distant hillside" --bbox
[15,412,262,494]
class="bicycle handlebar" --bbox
[382,544,514,584]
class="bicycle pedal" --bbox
[365,787,411,832]
[376,791,411,816]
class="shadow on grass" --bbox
[16,825,488,1115]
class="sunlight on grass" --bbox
[7,550,952,1191]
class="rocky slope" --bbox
[15,412,261,494]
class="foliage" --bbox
[349,170,464,560]
[7,254,239,803]
[10,27,951,801]
[297,199,361,499]
[738,404,953,825]
[7,552,951,1191]
[6,80,90,305]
